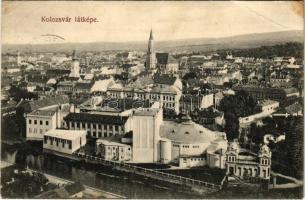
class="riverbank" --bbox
[26,168,125,198]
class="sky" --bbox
[2,1,304,44]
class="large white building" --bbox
[159,115,227,167]
[26,109,59,141]
[43,129,86,155]
[26,105,69,141]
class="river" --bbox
[2,148,203,198]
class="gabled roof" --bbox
[153,74,177,85]
[17,95,69,113]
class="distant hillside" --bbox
[2,30,303,53]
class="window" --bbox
[62,141,65,148]
[40,129,43,134]
[68,141,72,149]
[34,120,37,125]
[29,128,32,133]
[46,121,49,126]
[40,120,43,125]
[93,132,96,137]
[56,138,59,146]
[76,122,80,128]
[50,138,53,145]
[29,119,32,124]
[44,136,47,144]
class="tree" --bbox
[224,113,239,141]
[219,90,258,141]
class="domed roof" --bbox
[160,120,225,144]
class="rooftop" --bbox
[96,139,131,147]
[160,120,225,144]
[64,112,129,125]
[28,109,57,116]
[258,99,279,107]
[45,129,86,140]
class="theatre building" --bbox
[226,141,272,180]
[43,129,86,155]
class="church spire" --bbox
[146,29,156,70]
[149,29,154,40]
[72,49,77,60]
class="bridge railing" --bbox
[74,152,222,190]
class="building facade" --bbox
[43,129,86,155]
[225,142,272,180]
[96,139,132,161]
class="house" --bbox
[43,129,86,155]
[153,74,182,91]
[96,139,132,161]
[26,104,70,140]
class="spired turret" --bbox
[69,50,80,78]
[146,29,156,69]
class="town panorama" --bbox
[1,20,304,200]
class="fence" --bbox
[74,152,222,190]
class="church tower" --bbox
[69,50,80,78]
[146,29,156,69]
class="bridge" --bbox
[73,152,223,193]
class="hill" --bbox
[2,30,303,53]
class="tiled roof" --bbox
[64,112,129,125]
[46,69,70,78]
[150,85,177,94]
[18,95,69,113]
[75,81,94,90]
[28,109,57,116]
[153,74,177,85]
[27,75,48,84]
[101,98,151,111]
